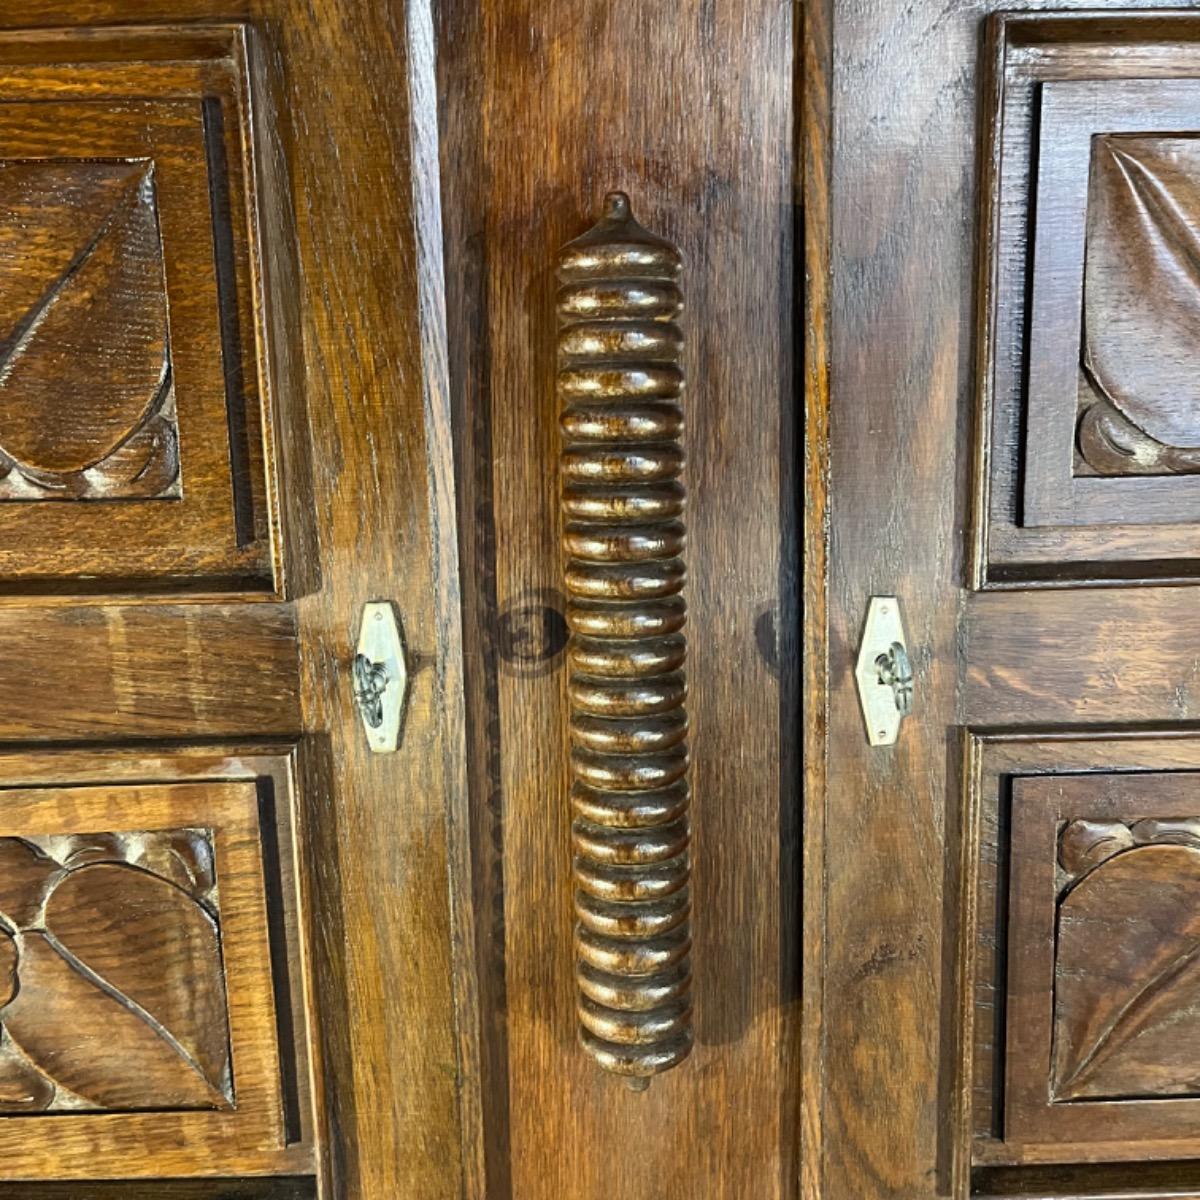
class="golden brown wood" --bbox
[0,8,469,1197]
[0,828,230,1112]
[0,26,280,595]
[0,777,309,1180]
[438,0,797,1195]
[0,603,299,741]
[556,191,693,1085]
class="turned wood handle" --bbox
[556,192,693,1085]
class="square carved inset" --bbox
[0,758,314,1179]
[0,161,179,501]
[975,15,1200,583]
[1005,771,1200,1148]
[0,24,288,594]
[0,829,230,1113]
[1022,80,1200,528]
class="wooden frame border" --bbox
[0,745,315,1181]
[0,25,286,599]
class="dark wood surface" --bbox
[437,1,797,1197]
[0,5,470,1198]
[820,2,1200,1199]
[0,0,806,1195]
[0,1183,315,1200]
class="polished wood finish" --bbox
[1079,134,1200,476]
[0,826,230,1113]
[817,3,1200,1196]
[975,12,1200,582]
[438,0,797,1196]
[0,26,279,594]
[557,192,693,1084]
[1006,774,1200,1146]
[0,6,471,1198]
[0,603,299,740]
[0,2,806,1196]
[0,773,309,1180]
[0,159,178,500]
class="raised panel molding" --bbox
[0,161,179,501]
[974,14,1200,585]
[0,760,314,1181]
[963,739,1200,1175]
[0,829,230,1113]
[0,26,286,595]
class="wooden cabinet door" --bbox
[0,3,803,1197]
[432,3,799,1199]
[0,8,467,1200]
[813,2,1200,1198]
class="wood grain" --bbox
[0,828,230,1113]
[1080,135,1200,474]
[977,12,1200,582]
[801,0,831,1194]
[0,159,177,498]
[0,603,299,741]
[822,7,1200,1193]
[962,586,1200,728]
[0,779,308,1180]
[0,28,279,593]
[437,1,796,1197]
[0,7,470,1197]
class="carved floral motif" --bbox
[1077,136,1200,476]
[0,829,231,1114]
[1054,817,1200,1100]
[0,160,179,500]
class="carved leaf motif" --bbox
[1081,136,1200,462]
[0,1036,53,1113]
[0,835,231,1112]
[0,160,178,498]
[1053,843,1200,1100]
[2,930,226,1110]
[126,830,217,898]
[1130,817,1200,848]
[0,838,61,931]
[1059,818,1134,878]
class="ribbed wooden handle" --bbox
[556,192,693,1086]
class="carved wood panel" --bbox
[0,829,230,1113]
[974,15,1200,584]
[0,161,178,501]
[1077,137,1200,478]
[0,762,313,1181]
[0,28,284,594]
[978,760,1200,1156]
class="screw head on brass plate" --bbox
[854,596,912,747]
[353,601,408,754]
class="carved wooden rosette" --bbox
[556,192,692,1084]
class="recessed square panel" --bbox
[964,733,1200,1173]
[975,13,1200,585]
[0,748,314,1180]
[1006,772,1200,1147]
[0,28,284,594]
